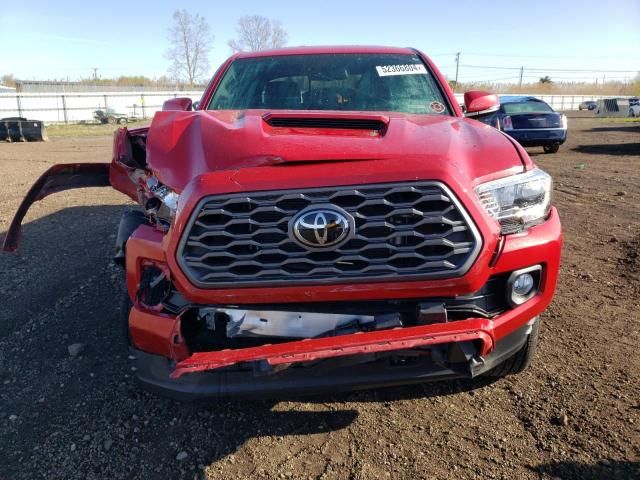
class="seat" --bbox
[263,80,301,109]
[352,72,391,111]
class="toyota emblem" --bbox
[290,206,354,249]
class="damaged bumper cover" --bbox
[132,319,535,400]
[1,163,111,252]
[171,317,494,378]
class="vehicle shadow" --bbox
[535,459,640,480]
[590,125,640,133]
[287,375,500,404]
[0,204,126,338]
[572,143,640,156]
[1,205,496,479]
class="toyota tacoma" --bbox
[2,46,562,399]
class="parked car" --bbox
[3,46,561,399]
[94,108,129,125]
[629,98,640,117]
[578,100,597,111]
[478,96,567,154]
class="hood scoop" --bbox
[263,112,389,133]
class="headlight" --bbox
[475,168,552,234]
[145,177,180,228]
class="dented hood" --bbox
[146,110,525,192]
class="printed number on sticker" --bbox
[376,64,427,76]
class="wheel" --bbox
[107,116,117,125]
[579,106,583,110]
[118,117,128,125]
[543,144,560,154]
[629,110,636,118]
[488,318,540,378]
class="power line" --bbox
[427,52,459,57]
[459,52,639,60]
[460,64,638,73]
[522,74,634,80]
[462,76,522,82]
[461,64,526,71]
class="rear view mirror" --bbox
[162,97,193,111]
[464,91,499,117]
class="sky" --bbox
[1,0,639,84]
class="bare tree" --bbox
[228,15,288,52]
[165,10,213,87]
[1,74,16,88]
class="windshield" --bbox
[208,53,450,115]
[502,100,554,114]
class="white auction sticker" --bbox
[376,64,427,76]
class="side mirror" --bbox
[464,91,499,117]
[192,101,200,111]
[162,97,193,111]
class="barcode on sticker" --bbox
[376,64,427,76]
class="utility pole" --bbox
[92,67,98,81]
[519,66,524,88]
[454,52,460,87]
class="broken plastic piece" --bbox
[2,163,111,252]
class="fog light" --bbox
[513,273,534,296]
[137,264,171,309]
[507,265,541,307]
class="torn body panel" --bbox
[109,127,149,202]
[2,126,158,253]
[170,319,495,378]
[2,163,111,252]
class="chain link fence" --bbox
[0,91,204,123]
[0,91,625,123]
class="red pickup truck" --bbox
[3,46,561,399]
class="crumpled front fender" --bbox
[1,163,111,252]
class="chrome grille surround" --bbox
[177,181,482,288]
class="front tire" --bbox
[543,144,560,154]
[489,318,540,378]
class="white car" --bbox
[629,100,640,117]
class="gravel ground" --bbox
[0,113,638,480]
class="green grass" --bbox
[46,120,150,137]
[596,117,640,124]
[605,117,640,123]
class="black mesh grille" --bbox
[177,182,481,287]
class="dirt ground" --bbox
[0,113,638,480]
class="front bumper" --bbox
[124,208,561,398]
[132,317,538,400]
